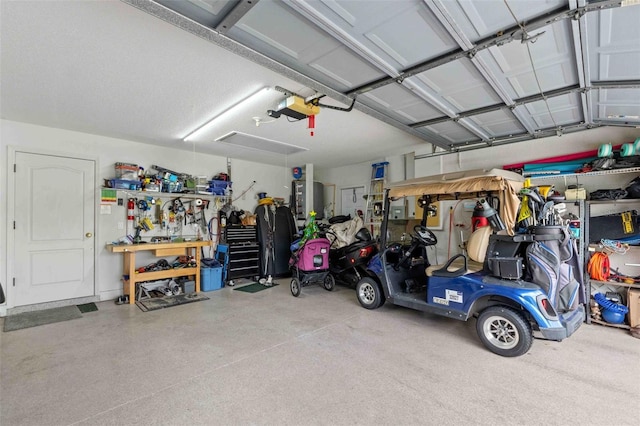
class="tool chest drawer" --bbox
[224,225,257,243]
[227,243,260,280]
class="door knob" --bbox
[86,232,93,238]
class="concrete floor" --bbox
[1,281,638,426]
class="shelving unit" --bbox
[530,167,640,326]
[584,195,640,327]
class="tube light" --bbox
[183,87,272,141]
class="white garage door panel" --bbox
[426,121,476,144]
[469,109,526,137]
[310,46,383,88]
[365,6,456,68]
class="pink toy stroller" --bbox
[289,237,335,297]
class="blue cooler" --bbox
[201,266,223,291]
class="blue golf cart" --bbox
[356,169,585,357]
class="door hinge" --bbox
[13,221,16,229]
[13,277,16,287]
[14,163,16,172]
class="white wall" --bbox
[316,159,380,218]
[316,154,413,218]
[1,120,290,311]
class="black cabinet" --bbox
[224,225,260,281]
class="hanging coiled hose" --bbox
[587,251,610,281]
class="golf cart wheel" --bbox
[290,277,301,297]
[356,277,384,310]
[476,306,533,357]
[323,274,335,291]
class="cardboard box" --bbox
[628,289,640,328]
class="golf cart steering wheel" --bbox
[394,224,438,270]
[413,224,437,246]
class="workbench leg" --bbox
[194,247,201,293]
[124,252,136,304]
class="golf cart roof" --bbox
[387,168,523,198]
[388,168,524,233]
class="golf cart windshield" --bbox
[383,168,524,245]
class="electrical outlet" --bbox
[118,221,124,230]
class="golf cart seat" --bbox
[426,225,491,278]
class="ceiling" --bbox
[2,0,639,169]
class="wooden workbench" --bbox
[106,240,212,304]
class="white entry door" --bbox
[13,152,96,306]
[341,186,365,217]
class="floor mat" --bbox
[233,283,279,293]
[3,305,83,332]
[77,302,98,313]
[135,293,209,312]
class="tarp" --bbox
[387,168,524,233]
[327,216,363,249]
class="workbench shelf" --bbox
[130,267,198,282]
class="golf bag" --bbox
[524,226,585,313]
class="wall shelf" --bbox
[103,188,229,202]
[528,166,640,181]
[590,279,640,290]
[590,318,630,330]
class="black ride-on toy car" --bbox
[355,169,586,357]
[324,215,378,288]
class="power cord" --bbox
[587,252,610,281]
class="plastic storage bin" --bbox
[108,179,142,190]
[208,180,232,195]
[201,266,223,291]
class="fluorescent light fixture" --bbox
[183,87,272,141]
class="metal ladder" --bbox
[364,162,388,239]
